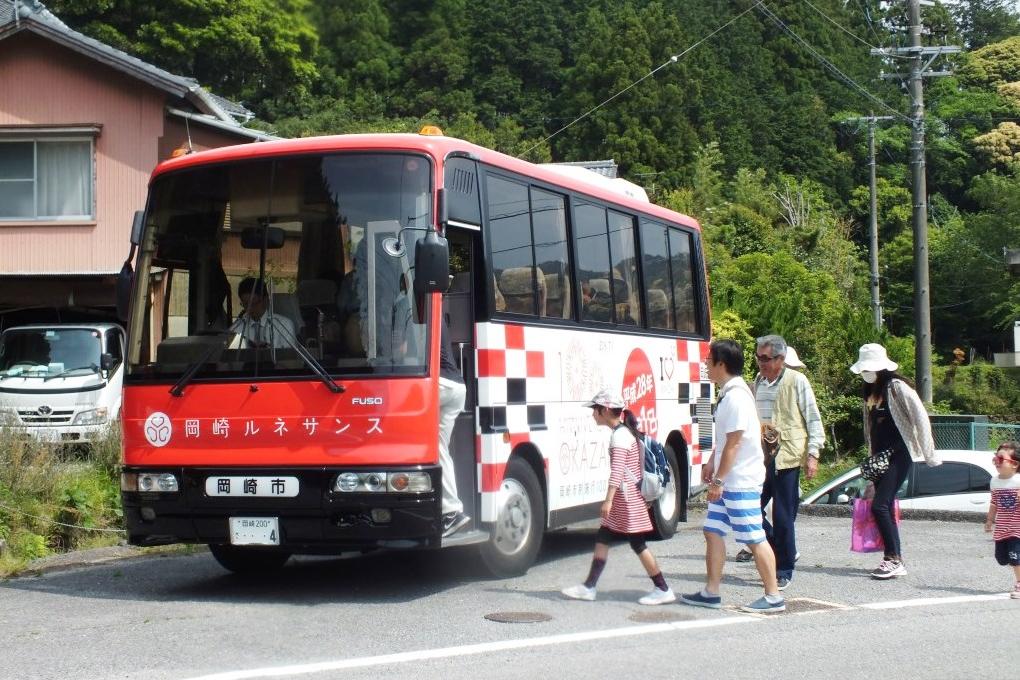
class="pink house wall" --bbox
[0,33,244,276]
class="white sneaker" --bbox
[638,587,677,605]
[561,584,596,601]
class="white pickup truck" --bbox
[0,323,125,444]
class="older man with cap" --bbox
[733,335,824,591]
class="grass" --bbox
[0,427,124,577]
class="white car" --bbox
[801,449,996,513]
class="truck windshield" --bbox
[0,329,102,378]
[126,152,432,382]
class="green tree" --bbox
[51,0,318,116]
[951,0,1020,49]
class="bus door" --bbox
[443,225,479,528]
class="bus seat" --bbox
[499,267,545,315]
[543,272,571,319]
[272,293,304,336]
[647,288,671,328]
[492,274,506,312]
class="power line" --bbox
[757,2,912,124]
[521,1,766,157]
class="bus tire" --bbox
[650,444,682,540]
[477,457,544,577]
[208,544,291,573]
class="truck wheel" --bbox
[208,544,291,573]
[477,457,544,577]
[650,444,682,539]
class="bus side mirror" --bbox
[413,229,450,298]
[115,261,133,323]
[129,210,144,246]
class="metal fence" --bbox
[931,422,1020,451]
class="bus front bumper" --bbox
[121,465,443,552]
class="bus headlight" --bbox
[336,472,361,492]
[73,407,108,425]
[0,408,18,426]
[122,472,179,493]
[332,471,432,493]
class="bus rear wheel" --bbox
[477,457,544,577]
[650,444,682,540]
[208,544,292,573]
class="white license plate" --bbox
[229,517,280,546]
[205,476,299,497]
[35,428,60,443]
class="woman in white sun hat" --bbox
[784,346,806,369]
[850,343,939,581]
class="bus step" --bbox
[441,527,490,548]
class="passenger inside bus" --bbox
[581,278,612,322]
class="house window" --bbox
[0,138,94,221]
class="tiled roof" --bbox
[0,0,259,130]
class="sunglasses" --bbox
[994,454,1018,465]
[755,354,778,362]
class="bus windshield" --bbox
[0,328,102,379]
[127,152,432,381]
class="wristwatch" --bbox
[710,478,724,487]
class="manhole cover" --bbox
[783,598,848,614]
[484,611,553,624]
[628,610,694,623]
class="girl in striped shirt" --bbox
[561,389,675,605]
[985,441,1020,599]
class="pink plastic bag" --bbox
[851,498,900,553]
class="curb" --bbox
[687,499,985,523]
[11,544,206,579]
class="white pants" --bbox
[438,377,467,515]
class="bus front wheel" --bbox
[650,444,682,539]
[208,544,291,573]
[477,457,544,577]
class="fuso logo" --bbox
[143,411,172,447]
[351,397,384,405]
[622,349,657,439]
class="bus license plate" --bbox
[229,517,280,546]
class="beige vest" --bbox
[760,370,810,470]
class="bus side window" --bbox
[530,187,571,320]
[639,219,676,330]
[574,203,612,323]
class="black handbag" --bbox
[861,449,893,482]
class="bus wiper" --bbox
[44,364,103,382]
[169,332,233,397]
[272,321,345,394]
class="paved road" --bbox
[1,513,1016,680]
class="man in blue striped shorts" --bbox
[681,339,785,614]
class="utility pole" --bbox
[871,0,959,403]
[846,114,895,331]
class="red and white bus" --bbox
[119,129,714,576]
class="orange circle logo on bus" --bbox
[622,349,657,439]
